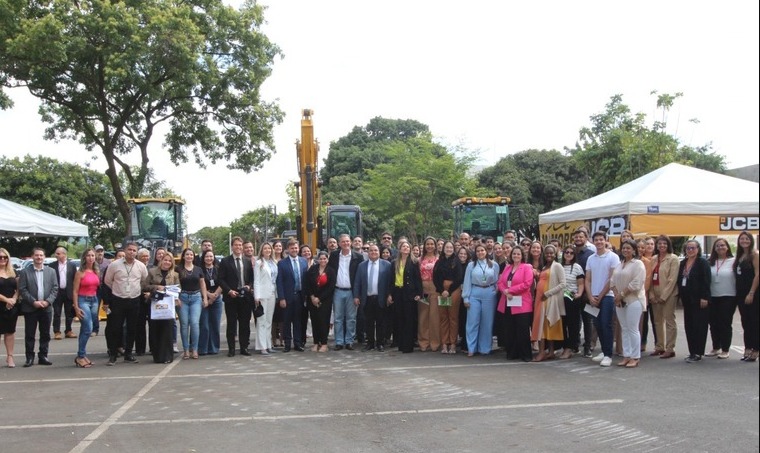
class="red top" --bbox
[78,270,100,297]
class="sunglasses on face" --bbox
[686,246,697,251]
[0,256,8,260]
[564,251,574,255]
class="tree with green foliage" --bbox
[477,149,589,237]
[0,155,120,254]
[362,138,475,242]
[570,93,726,195]
[321,117,430,185]
[189,226,231,255]
[0,0,283,236]
[229,206,291,250]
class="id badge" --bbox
[737,267,742,276]
[652,272,658,281]
[681,277,687,286]
[209,279,215,287]
[507,281,512,288]
[713,274,720,284]
[481,276,487,284]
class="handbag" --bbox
[253,302,264,318]
[150,293,176,320]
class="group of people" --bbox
[1,227,758,370]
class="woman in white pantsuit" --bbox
[254,243,278,354]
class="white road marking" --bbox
[0,398,622,431]
[67,359,180,453]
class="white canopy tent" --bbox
[539,163,759,241]
[0,197,89,237]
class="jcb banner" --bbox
[631,214,759,236]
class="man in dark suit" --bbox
[18,247,59,367]
[49,246,78,340]
[353,243,392,352]
[276,238,308,352]
[329,234,364,350]
[218,236,253,357]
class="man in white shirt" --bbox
[328,234,364,350]
[584,230,620,367]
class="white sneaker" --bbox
[704,349,720,357]
[592,353,605,362]
[173,344,179,353]
[717,351,730,359]
[600,356,612,367]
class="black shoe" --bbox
[389,342,397,348]
[135,352,145,357]
[345,344,354,351]
[283,346,291,352]
[377,345,385,352]
[123,355,139,363]
[685,355,702,363]
[107,355,117,366]
[227,351,236,357]
[38,356,53,366]
[294,345,305,352]
[240,349,251,356]
[362,345,375,352]
[582,347,592,358]
[23,357,34,367]
[334,345,344,351]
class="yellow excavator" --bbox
[294,109,362,250]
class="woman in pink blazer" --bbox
[498,247,535,362]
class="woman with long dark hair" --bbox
[72,248,100,368]
[498,246,534,362]
[559,245,585,359]
[389,240,422,353]
[648,235,680,359]
[611,239,646,368]
[530,245,566,362]
[418,236,440,352]
[462,244,499,356]
[177,248,208,360]
[304,251,335,352]
[678,240,711,363]
[433,241,463,354]
[734,231,759,362]
[198,250,223,355]
[456,246,471,353]
[705,238,735,359]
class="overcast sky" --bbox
[1,0,758,233]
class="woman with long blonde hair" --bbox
[0,247,19,368]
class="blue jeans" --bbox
[77,295,99,357]
[593,295,615,357]
[198,296,223,354]
[465,286,497,354]
[179,292,202,352]
[332,288,357,346]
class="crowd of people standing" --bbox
[0,227,758,369]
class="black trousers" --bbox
[563,297,583,350]
[107,296,140,356]
[505,310,532,361]
[708,296,736,352]
[363,296,385,347]
[135,298,150,354]
[52,292,74,334]
[682,297,709,357]
[300,299,310,345]
[24,309,52,358]
[282,292,304,347]
[737,295,759,350]
[393,288,416,353]
[356,302,366,343]
[225,295,252,351]
[309,299,333,345]
[149,319,174,363]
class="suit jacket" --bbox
[388,257,422,302]
[48,259,77,300]
[218,254,253,298]
[678,256,712,303]
[353,258,392,308]
[276,255,308,303]
[253,258,278,300]
[18,265,59,313]
[304,264,336,306]
[328,249,364,289]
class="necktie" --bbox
[293,258,301,291]
[369,260,376,295]
[235,257,243,286]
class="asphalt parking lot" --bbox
[1,310,758,453]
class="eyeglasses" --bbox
[686,246,697,251]
[564,251,574,255]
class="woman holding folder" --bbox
[498,247,535,362]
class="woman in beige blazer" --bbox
[648,235,680,358]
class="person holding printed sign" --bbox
[143,253,179,363]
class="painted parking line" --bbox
[0,398,623,432]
